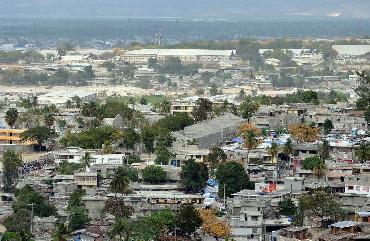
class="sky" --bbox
[0,0,369,19]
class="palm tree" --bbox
[243,130,258,166]
[52,223,70,241]
[5,108,19,129]
[109,218,132,241]
[283,138,294,169]
[269,141,279,164]
[313,161,327,182]
[355,142,370,163]
[110,167,131,195]
[81,152,93,171]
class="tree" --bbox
[122,128,140,150]
[109,218,132,241]
[239,123,261,165]
[313,161,327,181]
[176,204,202,236]
[13,185,57,217]
[1,150,23,192]
[297,187,345,224]
[142,165,167,184]
[44,113,55,128]
[21,126,56,151]
[283,138,294,161]
[198,209,231,239]
[239,97,259,122]
[104,197,134,219]
[57,42,74,57]
[216,162,254,197]
[278,198,297,216]
[180,159,209,193]
[210,84,218,96]
[303,156,323,170]
[206,147,227,171]
[192,98,213,122]
[3,209,31,234]
[68,207,90,231]
[322,119,334,135]
[288,124,320,143]
[155,131,175,165]
[52,223,71,241]
[269,141,279,164]
[141,126,157,153]
[110,166,131,194]
[68,189,86,210]
[57,161,83,175]
[81,152,92,170]
[5,108,19,128]
[319,140,331,160]
[355,142,370,163]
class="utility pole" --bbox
[174,196,177,241]
[223,184,226,210]
[29,203,35,233]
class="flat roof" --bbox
[125,49,236,56]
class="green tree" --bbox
[302,156,323,170]
[180,159,209,193]
[57,161,83,175]
[104,197,134,219]
[323,119,334,135]
[68,207,90,231]
[68,189,86,210]
[297,187,345,224]
[154,131,175,165]
[57,42,74,57]
[283,138,294,161]
[109,218,132,241]
[21,125,56,151]
[43,113,55,128]
[239,97,259,122]
[5,108,19,128]
[52,223,71,241]
[3,209,31,234]
[1,150,23,192]
[142,165,167,184]
[269,141,280,164]
[176,204,202,236]
[13,185,57,217]
[141,126,157,153]
[319,140,331,160]
[206,147,227,171]
[355,142,370,163]
[278,198,297,216]
[192,98,213,122]
[122,128,140,150]
[216,162,254,197]
[110,166,132,194]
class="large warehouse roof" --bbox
[125,49,236,56]
[332,45,370,56]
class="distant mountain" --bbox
[0,0,369,19]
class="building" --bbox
[173,113,245,150]
[122,49,236,65]
[53,147,86,164]
[0,129,37,152]
[74,172,98,189]
[227,189,290,240]
[332,45,370,57]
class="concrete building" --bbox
[173,113,245,150]
[74,172,98,189]
[227,189,290,240]
[122,49,236,65]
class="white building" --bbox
[332,45,370,57]
[122,49,236,65]
[90,154,126,165]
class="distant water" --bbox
[0,17,369,43]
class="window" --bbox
[348,186,354,190]
[251,216,258,221]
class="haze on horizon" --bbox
[0,0,370,19]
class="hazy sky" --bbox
[0,0,369,18]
